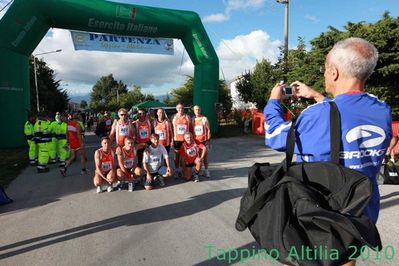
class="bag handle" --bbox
[286,101,341,168]
[236,101,342,231]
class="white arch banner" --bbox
[70,30,174,55]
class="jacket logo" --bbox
[346,125,386,148]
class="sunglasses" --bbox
[138,112,145,115]
[119,113,126,116]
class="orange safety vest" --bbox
[153,119,171,146]
[172,114,191,141]
[115,120,133,147]
[98,148,115,174]
[193,116,208,143]
[135,119,151,143]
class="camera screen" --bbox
[284,87,293,95]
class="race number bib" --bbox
[156,130,166,140]
[101,162,112,172]
[194,125,203,136]
[186,147,197,157]
[177,124,187,135]
[139,128,149,139]
[124,159,133,169]
[105,119,112,126]
[120,125,129,135]
[150,156,160,163]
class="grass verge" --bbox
[0,147,29,187]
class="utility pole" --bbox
[32,49,62,112]
[276,0,289,72]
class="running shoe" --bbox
[96,186,102,193]
[205,169,211,178]
[159,176,165,187]
[60,167,67,177]
[194,173,200,182]
[107,186,113,192]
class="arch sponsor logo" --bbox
[341,125,387,160]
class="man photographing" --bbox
[264,37,392,259]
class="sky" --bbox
[1,0,399,100]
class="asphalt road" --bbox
[0,134,398,266]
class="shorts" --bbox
[185,163,195,167]
[200,140,209,147]
[164,145,171,154]
[144,171,160,186]
[117,166,133,173]
[174,141,183,151]
[99,170,111,176]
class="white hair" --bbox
[329,37,378,81]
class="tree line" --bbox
[236,12,399,119]
[88,74,232,116]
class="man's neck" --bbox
[333,79,365,97]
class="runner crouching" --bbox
[179,132,206,182]
[143,133,172,190]
[93,137,117,193]
[115,136,143,192]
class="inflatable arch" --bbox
[0,0,219,148]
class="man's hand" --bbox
[290,81,325,102]
[269,82,285,100]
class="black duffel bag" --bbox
[236,102,381,266]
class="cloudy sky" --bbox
[1,0,399,99]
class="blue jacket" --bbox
[264,92,392,223]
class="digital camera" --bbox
[283,86,293,96]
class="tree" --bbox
[80,100,88,109]
[168,75,194,106]
[29,57,69,114]
[167,76,233,116]
[118,85,155,110]
[218,79,233,118]
[235,59,275,110]
[90,74,127,111]
[235,71,253,104]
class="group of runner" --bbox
[93,103,211,193]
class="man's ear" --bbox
[332,66,339,81]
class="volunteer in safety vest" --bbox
[94,137,117,193]
[133,108,152,168]
[24,113,37,166]
[193,105,211,178]
[48,115,58,164]
[33,112,52,173]
[55,113,69,170]
[153,108,173,154]
[171,103,192,176]
[109,108,135,147]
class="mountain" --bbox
[69,94,90,104]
